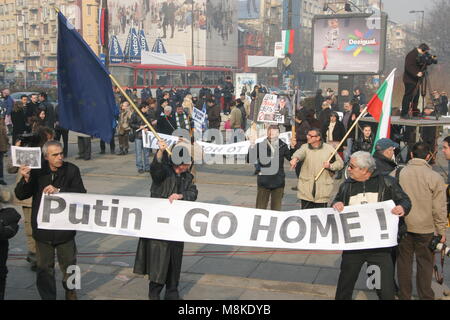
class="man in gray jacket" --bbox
[395,142,447,300]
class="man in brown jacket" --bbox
[229,101,242,131]
[395,142,447,300]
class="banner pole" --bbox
[314,106,369,182]
[109,74,172,156]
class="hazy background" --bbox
[382,0,430,24]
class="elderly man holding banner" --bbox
[133,139,198,300]
[332,151,411,300]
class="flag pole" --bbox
[313,105,369,182]
[109,74,172,156]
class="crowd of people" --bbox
[0,75,449,302]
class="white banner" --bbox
[247,56,278,68]
[37,193,399,251]
[142,131,179,149]
[196,132,292,155]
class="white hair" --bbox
[164,106,172,113]
[42,140,63,157]
[351,151,377,173]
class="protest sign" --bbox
[38,193,399,251]
[11,146,42,169]
[193,108,206,132]
[257,94,284,124]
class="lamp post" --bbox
[191,0,194,66]
[409,10,424,42]
[15,13,28,89]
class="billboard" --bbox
[108,0,237,67]
[235,73,257,97]
[312,13,387,74]
[238,0,260,19]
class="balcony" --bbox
[28,51,41,57]
[29,35,41,42]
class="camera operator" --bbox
[401,43,436,119]
[393,142,447,300]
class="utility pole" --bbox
[101,0,110,70]
[191,0,195,65]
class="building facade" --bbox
[0,0,18,82]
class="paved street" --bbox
[3,133,450,300]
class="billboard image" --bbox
[312,14,387,74]
[235,73,257,97]
[108,0,237,67]
[238,0,260,19]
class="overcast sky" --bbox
[382,0,430,24]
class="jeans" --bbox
[35,239,77,300]
[344,138,353,163]
[134,138,150,171]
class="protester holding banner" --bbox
[133,140,198,300]
[332,151,411,300]
[290,128,344,209]
[250,125,292,211]
[130,103,153,174]
[394,142,447,300]
[15,141,87,300]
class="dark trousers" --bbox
[77,136,91,160]
[100,136,115,153]
[0,152,4,180]
[0,239,8,300]
[256,186,284,211]
[118,134,129,151]
[35,239,77,300]
[148,242,184,300]
[401,82,420,116]
[335,249,395,300]
[301,200,328,209]
[223,97,232,114]
[397,232,435,300]
[55,128,69,157]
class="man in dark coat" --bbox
[15,141,86,300]
[250,125,292,211]
[133,140,198,300]
[332,151,411,300]
[373,138,399,175]
[401,44,430,118]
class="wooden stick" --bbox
[109,74,172,156]
[314,106,369,181]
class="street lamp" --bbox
[409,10,424,43]
[14,13,28,89]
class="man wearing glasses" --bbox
[290,128,343,209]
[332,151,411,300]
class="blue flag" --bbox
[139,29,149,52]
[109,35,124,64]
[57,12,117,142]
[152,38,167,54]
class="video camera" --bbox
[429,234,450,257]
[417,51,438,67]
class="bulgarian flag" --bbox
[367,69,396,152]
[282,30,295,55]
